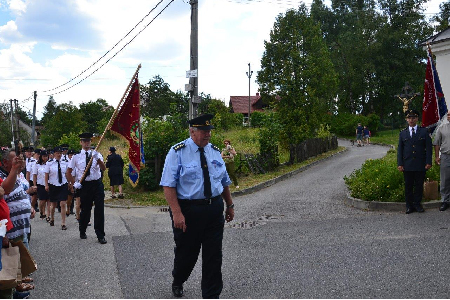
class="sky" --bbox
[0,0,445,120]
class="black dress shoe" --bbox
[440,202,449,211]
[80,233,87,239]
[98,237,107,244]
[414,205,425,213]
[406,207,415,214]
[172,285,183,298]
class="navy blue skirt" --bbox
[37,185,49,200]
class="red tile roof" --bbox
[229,94,264,114]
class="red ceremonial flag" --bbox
[110,77,142,186]
[422,46,447,128]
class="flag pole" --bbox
[79,63,141,184]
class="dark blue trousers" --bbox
[79,179,105,239]
[403,171,426,208]
[170,197,225,299]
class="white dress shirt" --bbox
[68,149,104,182]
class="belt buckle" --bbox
[207,198,212,205]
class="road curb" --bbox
[105,147,349,209]
[344,191,442,212]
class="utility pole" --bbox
[246,63,253,127]
[9,99,14,144]
[188,0,199,120]
[13,99,20,143]
[31,91,37,146]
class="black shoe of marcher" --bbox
[80,233,87,239]
[172,285,184,298]
[440,203,449,211]
[98,237,107,244]
[414,205,425,213]
[406,207,415,214]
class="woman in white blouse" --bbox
[32,150,50,221]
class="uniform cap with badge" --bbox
[79,132,93,141]
[405,109,419,118]
[188,114,215,130]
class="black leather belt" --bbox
[178,195,221,205]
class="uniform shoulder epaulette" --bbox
[173,143,186,152]
[211,144,221,152]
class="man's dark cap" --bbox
[53,146,63,153]
[68,149,75,155]
[40,150,48,156]
[34,149,41,154]
[188,114,215,130]
[60,144,69,149]
[109,147,116,152]
[79,133,93,140]
[405,109,420,118]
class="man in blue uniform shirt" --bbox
[397,109,432,214]
[160,114,235,299]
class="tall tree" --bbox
[79,98,114,134]
[140,75,189,118]
[257,5,338,145]
[40,102,87,147]
[432,1,450,34]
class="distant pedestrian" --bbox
[355,123,363,146]
[363,126,370,145]
[397,109,432,214]
[221,139,239,189]
[106,147,124,199]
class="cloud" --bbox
[0,20,22,43]
[13,0,103,50]
[7,0,26,15]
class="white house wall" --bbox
[427,41,450,110]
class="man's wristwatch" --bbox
[226,203,234,209]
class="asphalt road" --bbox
[28,140,450,298]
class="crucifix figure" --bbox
[395,82,421,114]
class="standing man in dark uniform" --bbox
[160,114,235,299]
[66,133,107,244]
[397,109,432,214]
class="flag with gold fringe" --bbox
[110,77,144,187]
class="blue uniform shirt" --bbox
[160,137,231,200]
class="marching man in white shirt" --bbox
[66,133,107,244]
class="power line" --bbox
[42,0,166,94]
[45,0,176,97]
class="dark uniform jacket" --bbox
[106,153,124,176]
[397,126,432,172]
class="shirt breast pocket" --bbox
[76,160,86,170]
[182,162,201,180]
[210,159,226,179]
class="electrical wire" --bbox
[45,0,176,97]
[42,0,166,93]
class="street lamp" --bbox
[246,63,253,127]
